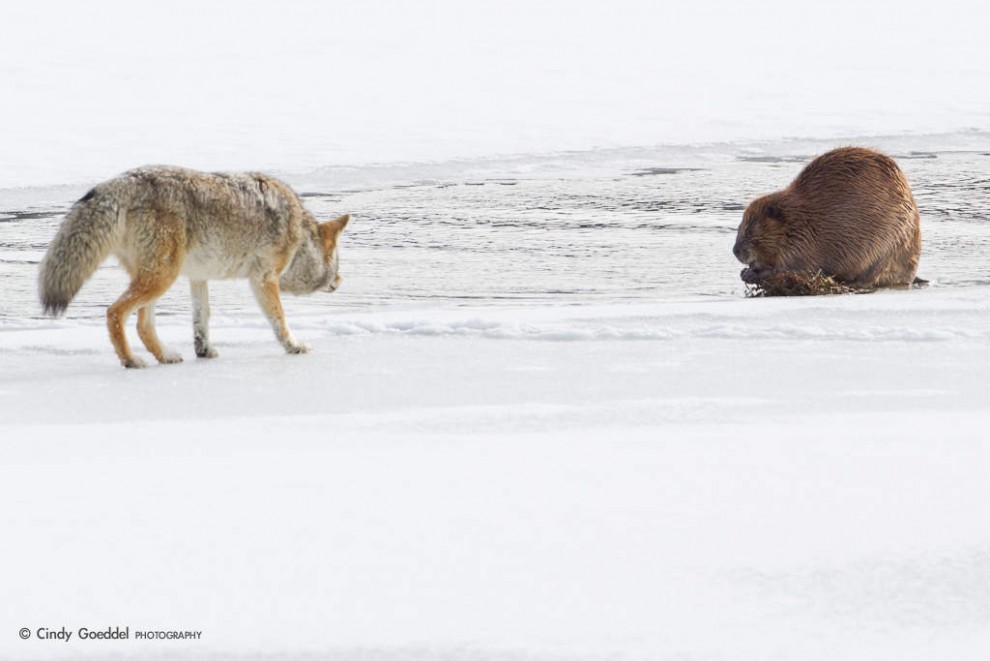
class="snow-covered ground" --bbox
[4,289,990,660]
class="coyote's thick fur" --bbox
[39,166,350,368]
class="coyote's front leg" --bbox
[249,272,310,354]
[190,279,219,358]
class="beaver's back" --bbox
[791,148,917,226]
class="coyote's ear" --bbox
[319,214,351,251]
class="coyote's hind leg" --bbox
[137,301,183,364]
[108,270,181,368]
[107,210,184,368]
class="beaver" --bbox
[733,147,922,289]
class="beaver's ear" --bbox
[765,203,783,221]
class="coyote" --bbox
[39,166,350,368]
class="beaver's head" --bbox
[733,195,791,284]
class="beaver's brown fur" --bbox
[733,147,921,289]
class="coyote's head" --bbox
[280,214,351,295]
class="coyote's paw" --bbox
[285,342,312,355]
[122,356,148,369]
[196,345,219,359]
[159,350,184,364]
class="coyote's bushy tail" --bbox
[38,187,123,316]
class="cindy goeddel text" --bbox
[19,626,203,642]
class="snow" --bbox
[4,288,990,660]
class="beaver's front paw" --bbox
[741,266,771,284]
